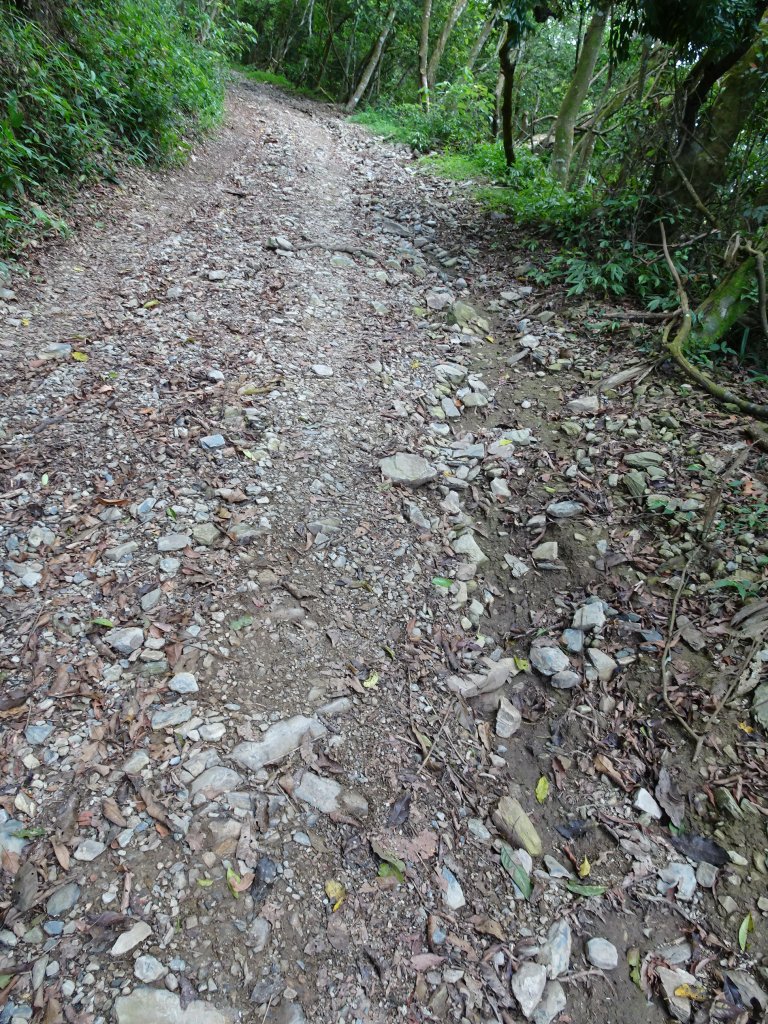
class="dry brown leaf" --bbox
[52,841,70,871]
[469,914,505,941]
[102,798,128,827]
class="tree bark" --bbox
[466,13,497,73]
[345,7,396,113]
[550,5,607,187]
[499,21,518,166]
[426,0,469,89]
[419,0,432,106]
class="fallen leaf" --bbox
[371,839,405,883]
[362,671,379,689]
[102,798,127,827]
[500,843,532,899]
[469,914,505,941]
[565,881,606,897]
[229,615,254,631]
[386,792,411,828]
[578,856,591,878]
[738,912,753,951]
[535,776,550,803]
[668,833,728,866]
[72,351,88,362]
[411,953,444,971]
[324,879,346,911]
[674,983,708,1001]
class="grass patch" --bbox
[237,66,319,99]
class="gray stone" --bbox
[563,628,584,653]
[587,648,617,681]
[566,396,599,415]
[293,771,368,818]
[192,524,220,547]
[106,542,139,562]
[111,921,152,956]
[511,962,547,1019]
[450,300,478,326]
[496,698,521,738]
[73,839,106,862]
[169,672,198,694]
[123,751,150,773]
[114,988,230,1024]
[441,396,460,418]
[504,553,529,577]
[0,819,28,858]
[38,343,72,360]
[543,855,573,879]
[190,767,243,800]
[247,916,272,953]
[311,363,333,377]
[452,533,488,566]
[531,541,558,562]
[140,588,162,612]
[625,451,663,468]
[151,705,192,730]
[532,981,566,1024]
[572,603,605,631]
[157,533,191,552]
[586,937,618,970]
[231,716,326,771]
[634,788,662,819]
[104,626,144,656]
[46,882,81,917]
[550,670,581,689]
[200,434,226,450]
[25,723,53,745]
[461,392,488,408]
[657,863,697,902]
[530,646,569,676]
[696,862,718,888]
[656,966,698,1022]
[440,867,465,911]
[207,270,227,281]
[491,478,512,500]
[435,362,467,383]
[134,955,166,983]
[330,254,354,268]
[752,680,768,729]
[547,500,585,519]
[539,919,571,978]
[379,453,437,488]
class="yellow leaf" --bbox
[362,671,379,689]
[411,359,420,368]
[242,450,258,461]
[737,721,754,734]
[674,983,707,1001]
[578,856,591,878]
[514,657,530,672]
[143,299,160,309]
[72,351,88,362]
[485,335,495,343]
[535,777,549,803]
[324,879,346,911]
[21,318,30,327]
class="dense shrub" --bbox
[0,0,229,257]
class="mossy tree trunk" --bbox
[345,7,396,112]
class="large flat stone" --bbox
[231,716,326,771]
[114,988,232,1024]
[379,453,437,487]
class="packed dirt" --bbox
[1,79,767,1024]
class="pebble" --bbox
[587,648,617,680]
[546,501,585,519]
[73,839,106,862]
[440,867,466,911]
[532,981,566,1024]
[134,955,166,982]
[585,937,618,970]
[572,602,605,631]
[311,363,333,377]
[104,626,144,656]
[539,919,571,978]
[452,533,489,566]
[151,705,192,730]
[111,920,152,956]
[530,646,569,676]
[531,541,558,562]
[495,697,522,738]
[511,962,547,1019]
[46,883,81,917]
[633,788,662,819]
[169,672,199,694]
[24,723,53,746]
[200,433,226,449]
[657,863,697,901]
[550,670,581,689]
[656,966,699,1022]
[379,452,437,487]
[157,533,191,552]
[123,751,150,773]
[696,862,718,888]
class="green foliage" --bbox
[0,0,231,255]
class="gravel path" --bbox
[1,80,766,1024]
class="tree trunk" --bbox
[419,0,432,106]
[426,0,469,89]
[466,14,497,73]
[674,12,767,204]
[499,21,518,166]
[345,7,396,113]
[550,5,607,188]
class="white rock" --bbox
[657,863,697,902]
[512,962,547,1018]
[134,955,166,983]
[114,989,229,1024]
[452,533,488,565]
[633,787,662,819]
[311,363,333,377]
[110,921,152,957]
[496,698,522,738]
[169,672,199,694]
[586,937,618,970]
[530,646,570,676]
[572,603,605,631]
[73,839,106,862]
[104,627,144,656]
[231,716,326,771]
[379,453,437,488]
[190,767,242,800]
[531,541,558,562]
[441,867,465,911]
[532,981,567,1024]
[587,648,617,681]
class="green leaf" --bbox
[431,576,453,588]
[197,878,214,887]
[11,826,46,839]
[535,777,549,803]
[500,843,532,899]
[226,866,241,898]
[229,615,253,631]
[90,617,114,628]
[371,839,405,882]
[565,881,607,897]
[738,912,753,951]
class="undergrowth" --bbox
[0,0,234,260]
[237,66,319,98]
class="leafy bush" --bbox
[0,0,231,256]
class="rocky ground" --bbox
[1,79,767,1024]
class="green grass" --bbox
[348,109,406,139]
[237,66,319,99]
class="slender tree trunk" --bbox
[499,21,518,166]
[419,0,432,106]
[345,7,396,113]
[426,0,469,89]
[312,9,351,89]
[466,13,497,73]
[550,5,607,187]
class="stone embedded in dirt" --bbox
[207,270,227,281]
[656,966,699,1022]
[530,646,569,677]
[493,796,542,856]
[134,955,166,983]
[114,988,230,1024]
[491,478,512,500]
[634,788,662,819]
[103,626,144,656]
[511,962,547,1019]
[123,751,150,773]
[111,921,152,957]
[231,716,326,771]
[151,705,192,730]
[572,602,606,631]
[25,723,53,745]
[625,450,663,468]
[441,395,460,418]
[330,253,355,268]
[169,672,198,694]
[247,916,272,952]
[657,863,697,901]
[450,299,478,326]
[157,533,191,552]
[752,679,768,728]
[546,500,585,519]
[586,937,618,970]
[426,289,454,311]
[452,533,489,566]
[496,697,522,738]
[193,523,220,546]
[190,766,243,800]
[406,502,432,532]
[379,452,437,487]
[272,999,306,1024]
[587,648,618,681]
[435,362,466,383]
[504,553,529,577]
[200,433,226,449]
[532,981,567,1024]
[566,395,599,415]
[47,882,81,917]
[73,839,106,862]
[550,670,581,689]
[267,235,293,251]
[140,588,162,611]
[311,363,333,377]
[696,862,718,888]
[440,866,466,911]
[294,770,368,817]
[531,541,558,562]
[538,919,571,979]
[106,541,140,562]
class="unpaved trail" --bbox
[1,81,767,1024]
